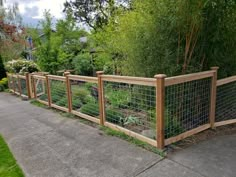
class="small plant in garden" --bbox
[148,109,184,138]
[121,116,141,126]
[5,59,40,74]
[80,102,100,117]
[56,97,68,107]
[105,109,124,124]
[0,78,8,92]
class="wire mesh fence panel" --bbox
[34,77,48,103]
[19,78,28,96]
[216,81,236,122]
[104,81,156,140]
[70,78,100,120]
[8,75,14,91]
[49,78,67,109]
[13,76,20,94]
[165,77,211,139]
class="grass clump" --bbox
[99,126,165,157]
[0,135,24,177]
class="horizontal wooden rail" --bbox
[36,99,49,106]
[215,119,236,127]
[47,75,66,81]
[217,76,236,86]
[68,75,98,83]
[51,104,68,112]
[101,75,156,86]
[18,75,26,79]
[32,75,46,80]
[104,122,157,147]
[165,124,210,145]
[165,70,215,86]
[71,110,100,124]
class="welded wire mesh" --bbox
[165,77,211,139]
[13,76,20,94]
[34,77,48,102]
[70,79,99,118]
[49,79,67,108]
[216,81,236,122]
[104,81,156,140]
[8,75,14,91]
[19,78,28,96]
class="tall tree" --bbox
[64,0,131,30]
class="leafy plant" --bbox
[105,86,131,108]
[56,97,68,107]
[5,59,40,74]
[80,102,100,117]
[72,98,82,110]
[121,116,141,126]
[105,109,124,124]
[148,109,184,138]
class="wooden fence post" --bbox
[25,72,31,99]
[45,75,52,107]
[210,67,219,129]
[64,72,72,113]
[155,74,166,149]
[32,75,37,99]
[97,71,105,126]
[17,74,22,96]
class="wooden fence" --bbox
[6,67,236,149]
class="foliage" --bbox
[34,11,88,74]
[0,77,8,89]
[95,0,236,78]
[105,85,131,108]
[0,54,6,79]
[72,53,94,76]
[64,0,132,30]
[5,59,40,74]
[0,135,24,177]
[105,108,124,124]
[80,102,100,117]
[148,109,184,138]
[0,3,24,62]
[121,115,141,126]
[100,126,165,156]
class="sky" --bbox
[5,0,66,27]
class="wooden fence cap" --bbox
[154,74,167,79]
[96,71,104,75]
[211,66,219,70]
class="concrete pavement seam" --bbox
[131,157,165,177]
[168,158,207,177]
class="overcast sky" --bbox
[6,0,66,27]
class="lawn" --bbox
[0,135,24,177]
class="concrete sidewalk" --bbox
[0,92,235,177]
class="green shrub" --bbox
[148,109,184,138]
[73,87,90,104]
[5,59,40,74]
[80,103,100,117]
[0,78,8,88]
[39,94,48,101]
[51,94,62,103]
[106,86,131,108]
[0,84,4,92]
[56,97,68,107]
[72,98,82,110]
[105,109,124,125]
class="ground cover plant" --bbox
[0,135,24,177]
